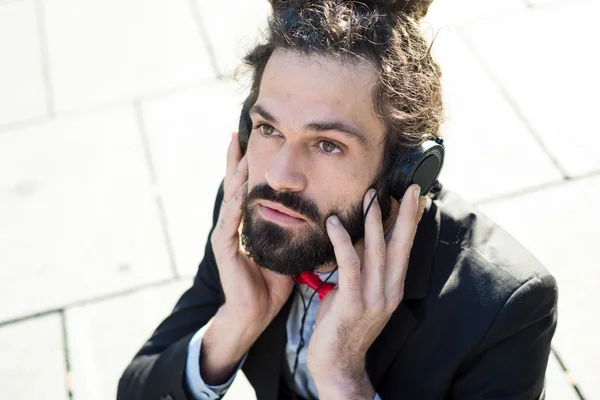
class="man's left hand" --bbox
[307,184,428,398]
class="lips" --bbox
[257,200,307,221]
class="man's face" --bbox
[240,49,386,276]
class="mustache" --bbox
[246,183,321,223]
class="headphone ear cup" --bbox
[238,96,253,154]
[388,139,445,202]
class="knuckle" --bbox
[375,243,387,259]
[345,254,361,270]
[346,302,365,319]
[388,289,404,308]
[370,298,386,314]
[340,233,353,246]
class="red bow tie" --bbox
[294,272,335,301]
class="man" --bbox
[118,1,557,399]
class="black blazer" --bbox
[118,182,557,400]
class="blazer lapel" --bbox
[242,295,294,400]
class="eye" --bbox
[319,140,342,154]
[257,124,279,136]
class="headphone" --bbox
[237,95,445,398]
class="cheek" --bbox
[329,162,376,207]
[246,134,271,186]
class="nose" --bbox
[264,144,307,192]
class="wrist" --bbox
[212,305,267,347]
[314,364,374,400]
[200,306,267,385]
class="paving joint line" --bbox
[60,309,74,400]
[133,100,180,279]
[34,0,56,116]
[0,277,185,328]
[0,114,50,135]
[154,193,181,279]
[133,101,159,184]
[455,26,571,180]
[551,347,587,400]
[473,169,600,206]
[189,0,224,80]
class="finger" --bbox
[224,132,243,201]
[225,155,248,204]
[214,181,248,249]
[326,216,361,300]
[362,189,386,303]
[385,184,421,297]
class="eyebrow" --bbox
[249,104,369,148]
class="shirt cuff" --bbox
[374,393,383,400]
[185,324,248,400]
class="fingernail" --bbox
[370,189,377,201]
[328,215,340,227]
[413,185,421,201]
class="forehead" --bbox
[256,49,385,145]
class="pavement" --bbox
[0,0,598,399]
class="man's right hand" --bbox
[201,132,294,385]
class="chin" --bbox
[241,215,336,276]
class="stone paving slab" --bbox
[159,182,221,278]
[140,82,247,276]
[0,313,69,400]
[479,174,600,400]
[42,0,215,113]
[425,0,524,27]
[0,0,47,128]
[65,279,189,400]
[461,0,600,177]
[432,32,563,203]
[195,0,272,77]
[65,277,262,400]
[0,105,172,322]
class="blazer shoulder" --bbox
[435,189,553,287]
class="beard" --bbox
[240,183,366,276]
